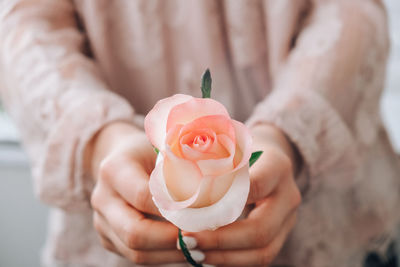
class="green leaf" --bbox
[154,147,159,154]
[178,229,203,267]
[201,69,212,98]
[249,151,263,167]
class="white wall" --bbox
[0,145,48,267]
[382,0,400,152]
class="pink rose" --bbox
[144,94,252,232]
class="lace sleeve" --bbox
[247,0,390,193]
[0,0,135,211]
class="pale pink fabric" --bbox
[0,0,399,266]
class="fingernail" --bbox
[189,250,205,263]
[176,236,197,250]
[203,264,216,267]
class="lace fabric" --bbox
[0,0,399,266]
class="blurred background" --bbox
[0,1,399,267]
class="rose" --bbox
[144,94,252,232]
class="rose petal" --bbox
[197,134,235,176]
[207,132,231,156]
[180,129,214,151]
[231,120,253,171]
[164,147,203,201]
[149,153,202,210]
[180,128,217,160]
[144,94,193,150]
[189,171,235,208]
[166,124,184,157]
[158,165,250,232]
[166,98,230,133]
[181,144,214,161]
[179,115,236,144]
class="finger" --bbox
[95,210,187,265]
[203,214,296,266]
[191,182,299,250]
[100,195,179,251]
[93,212,121,256]
[247,147,291,204]
[99,236,121,256]
[100,156,160,216]
[110,233,187,265]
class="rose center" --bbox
[178,129,217,157]
[193,135,208,146]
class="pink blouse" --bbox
[1,0,399,266]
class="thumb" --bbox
[247,148,284,204]
[102,155,161,216]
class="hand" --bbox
[89,122,185,265]
[187,124,302,266]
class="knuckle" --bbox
[217,251,229,265]
[100,238,113,252]
[293,189,302,208]
[259,249,275,266]
[98,159,114,180]
[280,154,293,176]
[90,187,102,210]
[249,219,267,247]
[213,231,224,249]
[134,185,151,211]
[253,214,265,230]
[255,228,269,247]
[290,184,302,209]
[256,235,267,248]
[98,155,123,183]
[124,224,142,250]
[290,213,298,229]
[249,176,264,201]
[92,215,102,233]
[248,222,260,243]
[129,250,146,265]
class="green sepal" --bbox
[178,229,203,267]
[249,151,263,167]
[201,69,212,98]
[154,147,159,154]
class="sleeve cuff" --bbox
[32,91,137,211]
[246,88,359,194]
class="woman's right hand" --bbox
[89,122,186,265]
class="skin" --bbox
[89,121,301,266]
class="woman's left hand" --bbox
[187,124,302,267]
